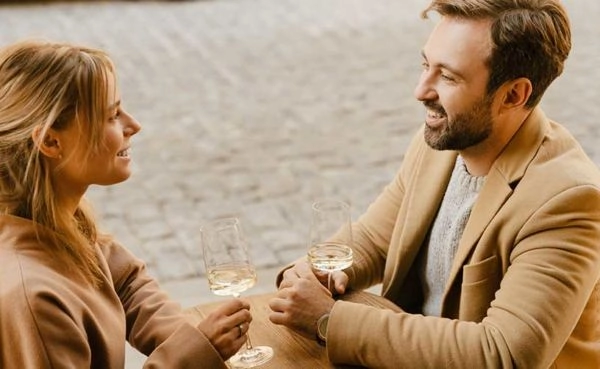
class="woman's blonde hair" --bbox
[0,40,116,285]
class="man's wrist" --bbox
[316,313,330,346]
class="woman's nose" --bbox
[123,112,141,136]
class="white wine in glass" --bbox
[207,263,257,297]
[308,242,353,271]
[307,199,354,289]
[201,217,273,368]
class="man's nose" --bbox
[414,72,438,102]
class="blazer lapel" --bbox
[445,170,513,289]
[383,147,457,294]
[443,107,550,296]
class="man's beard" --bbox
[423,95,494,151]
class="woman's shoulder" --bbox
[0,215,94,313]
[0,242,81,306]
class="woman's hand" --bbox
[196,298,252,360]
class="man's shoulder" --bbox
[502,120,600,218]
[532,119,600,187]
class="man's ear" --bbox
[32,126,62,159]
[500,77,532,110]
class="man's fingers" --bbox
[332,271,349,294]
[281,261,321,286]
[268,293,290,312]
[268,296,291,325]
[334,279,346,294]
[278,278,294,290]
[296,260,321,281]
[268,310,288,325]
[281,266,301,282]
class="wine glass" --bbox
[307,199,354,291]
[200,217,274,368]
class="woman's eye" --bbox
[109,110,121,121]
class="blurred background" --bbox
[1,0,598,366]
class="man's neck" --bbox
[460,109,532,176]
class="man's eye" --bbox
[421,61,429,70]
[441,74,454,82]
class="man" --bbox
[268,1,600,368]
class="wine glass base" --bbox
[228,346,274,368]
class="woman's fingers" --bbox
[198,300,252,338]
[217,298,251,315]
[196,300,255,360]
[220,306,252,334]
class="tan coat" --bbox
[327,108,600,368]
[0,215,227,369]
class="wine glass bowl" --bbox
[202,218,257,297]
[307,242,353,271]
[206,262,256,297]
[201,217,273,368]
[307,199,354,286]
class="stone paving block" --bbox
[0,0,598,296]
[1,1,598,368]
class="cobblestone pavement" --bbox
[2,0,599,294]
[1,0,599,366]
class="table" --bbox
[187,290,402,368]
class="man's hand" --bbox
[268,262,336,339]
[312,267,349,296]
[279,259,349,295]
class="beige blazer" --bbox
[327,108,600,368]
[0,215,227,369]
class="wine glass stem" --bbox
[327,272,332,292]
[233,293,254,350]
[244,333,254,350]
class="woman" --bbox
[0,40,250,368]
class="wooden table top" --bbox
[186,290,401,368]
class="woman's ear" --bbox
[32,126,62,159]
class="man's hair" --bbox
[422,0,571,108]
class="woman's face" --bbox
[54,72,141,198]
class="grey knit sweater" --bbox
[419,156,486,317]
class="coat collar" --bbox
[382,136,456,297]
[443,107,549,295]
[382,108,549,300]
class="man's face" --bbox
[414,17,496,151]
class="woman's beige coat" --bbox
[0,215,227,369]
[327,108,600,368]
